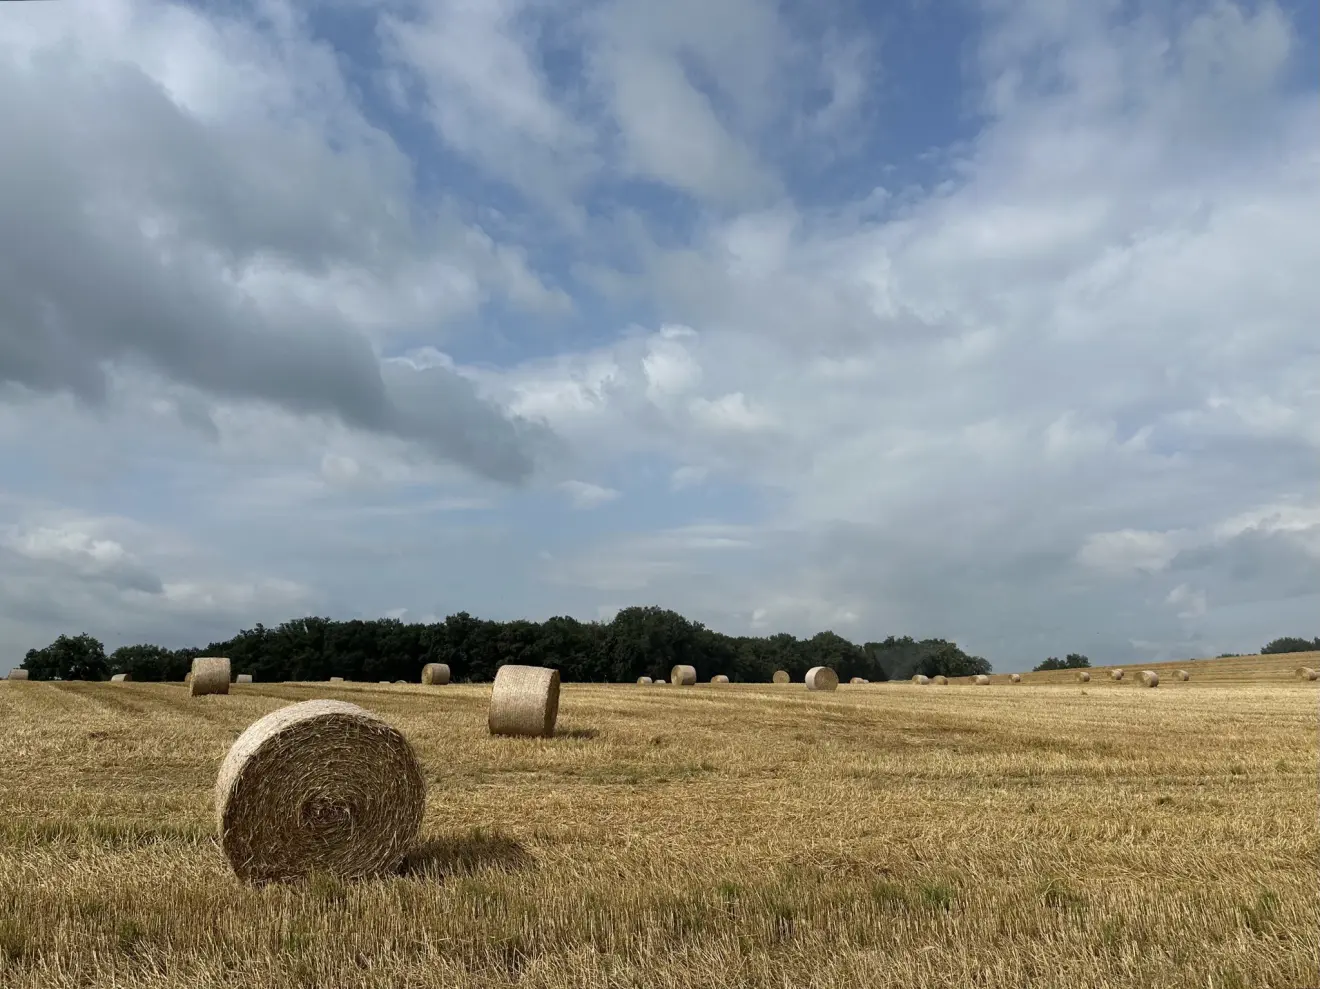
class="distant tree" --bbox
[1261,637,1320,655]
[109,644,183,682]
[1033,653,1091,672]
[21,633,109,681]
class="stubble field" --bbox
[1,654,1317,989]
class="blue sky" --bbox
[1,0,1318,671]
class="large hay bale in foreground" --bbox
[932,675,949,686]
[1140,670,1160,688]
[973,674,990,685]
[190,657,230,697]
[772,670,790,684]
[235,674,253,684]
[110,673,130,683]
[7,670,29,681]
[670,665,697,686]
[421,663,450,686]
[1077,671,1091,683]
[489,665,561,738]
[805,666,838,691]
[913,674,931,685]
[215,699,424,883]
[637,676,653,685]
[1110,669,1124,681]
[1009,673,1021,683]
[1175,669,1190,681]
[711,674,730,684]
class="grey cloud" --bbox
[0,46,551,484]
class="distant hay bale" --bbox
[637,676,653,685]
[489,665,560,738]
[711,674,730,684]
[670,665,697,686]
[1110,669,1124,681]
[110,673,130,683]
[913,674,931,685]
[849,676,866,684]
[1175,669,1190,681]
[379,681,390,685]
[1140,670,1160,688]
[394,680,407,685]
[973,674,990,685]
[190,657,231,697]
[214,699,425,883]
[1304,668,1319,682]
[805,666,839,691]
[1009,673,1021,683]
[932,675,949,685]
[184,671,193,684]
[421,663,450,686]
[772,670,790,684]
[329,677,344,683]
[1077,671,1091,683]
[235,674,253,684]
[7,670,29,681]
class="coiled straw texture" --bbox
[1077,671,1091,683]
[214,700,425,883]
[772,670,790,684]
[190,657,231,697]
[489,665,561,738]
[913,674,931,685]
[932,675,948,686]
[670,665,697,686]
[711,674,730,684]
[973,674,990,686]
[805,666,838,691]
[1009,674,1022,683]
[1140,670,1160,687]
[7,670,29,681]
[421,663,450,686]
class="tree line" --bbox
[16,606,996,684]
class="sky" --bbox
[1,0,1317,673]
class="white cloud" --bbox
[558,480,621,510]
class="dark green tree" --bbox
[1261,637,1320,655]
[22,633,109,681]
[1033,653,1091,672]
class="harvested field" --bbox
[0,654,1315,989]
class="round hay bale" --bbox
[394,680,407,685]
[848,676,865,684]
[190,657,230,697]
[637,676,653,685]
[711,674,730,684]
[489,665,560,738]
[1140,670,1160,688]
[329,676,345,683]
[932,675,948,685]
[1009,673,1021,683]
[1076,671,1091,683]
[913,674,931,685]
[973,674,990,685]
[7,670,29,681]
[184,671,193,684]
[235,674,254,684]
[1304,668,1319,682]
[1110,669,1124,681]
[110,673,130,683]
[805,666,838,691]
[214,699,424,883]
[421,663,450,686]
[772,670,790,684]
[670,665,697,686]
[1175,669,1190,681]
[654,678,666,685]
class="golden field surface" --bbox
[0,653,1317,989]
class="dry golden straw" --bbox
[1009,673,1022,683]
[637,676,653,685]
[805,666,838,691]
[190,657,230,697]
[214,699,425,883]
[772,670,790,684]
[7,670,29,681]
[1140,670,1160,688]
[489,665,561,738]
[421,663,450,686]
[1304,668,1320,682]
[110,673,130,683]
[670,665,697,686]
[1077,671,1091,683]
[912,674,931,685]
[973,674,990,685]
[184,671,192,684]
[329,677,345,683]
[711,675,730,684]
[1175,669,1190,681]
[235,674,253,684]
[1111,669,1124,681]
[933,675,949,686]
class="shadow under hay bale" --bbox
[489,665,560,738]
[805,666,838,691]
[190,657,230,697]
[421,663,450,686]
[399,830,533,881]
